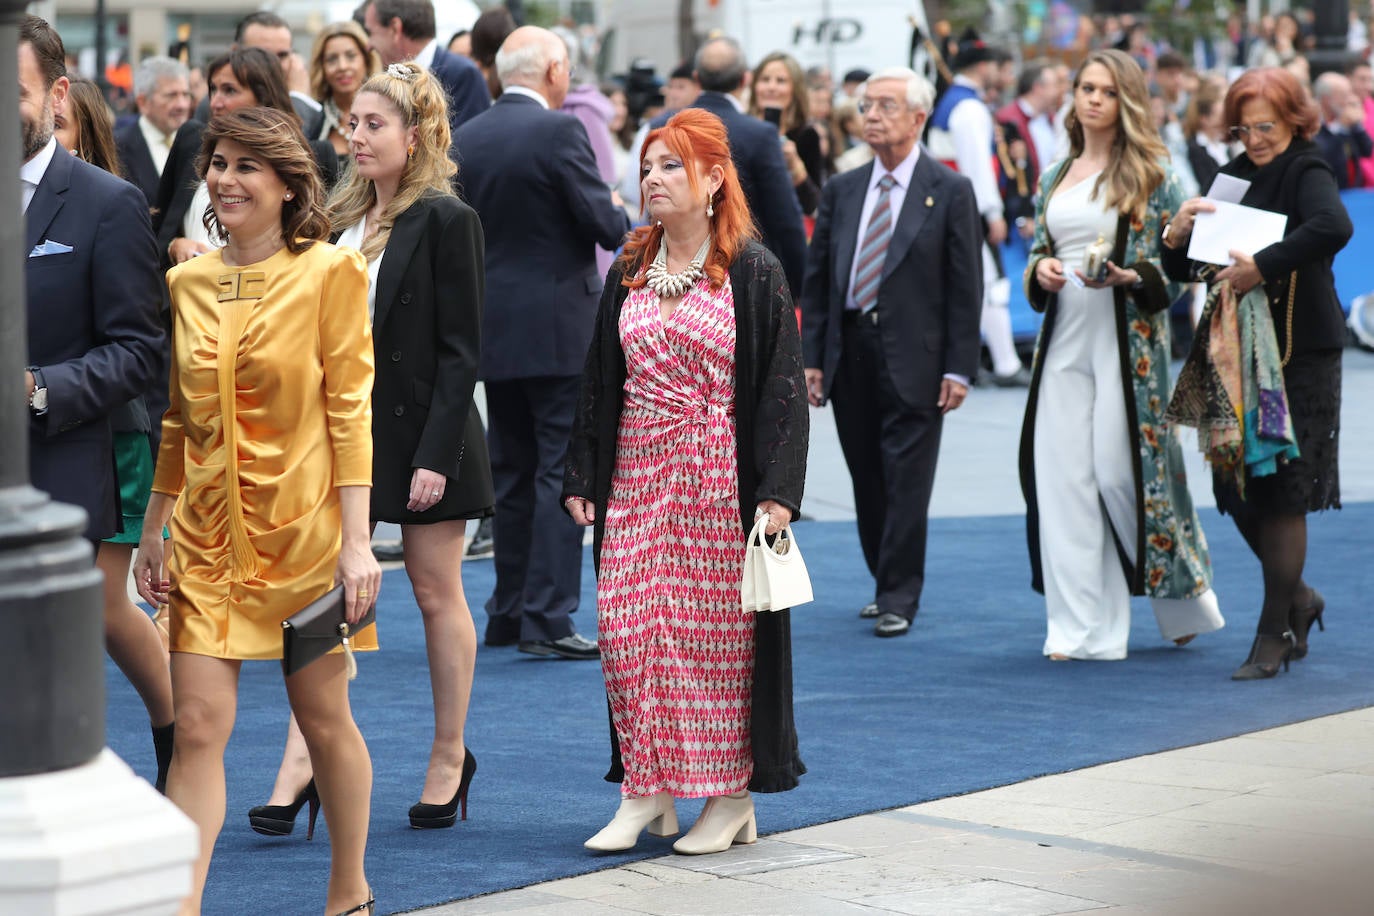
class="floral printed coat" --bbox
[1018,159,1213,600]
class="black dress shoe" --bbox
[371,541,404,561]
[465,518,494,559]
[874,613,911,638]
[519,632,600,659]
[858,602,880,619]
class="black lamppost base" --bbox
[0,485,104,778]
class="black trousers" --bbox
[829,311,944,620]
[482,375,584,643]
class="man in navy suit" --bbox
[801,68,983,638]
[114,56,190,206]
[362,0,491,135]
[455,26,631,660]
[20,16,164,543]
[649,37,807,296]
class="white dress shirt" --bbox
[1019,99,1058,174]
[138,115,175,176]
[947,75,1003,220]
[21,136,58,214]
[502,85,549,109]
[845,145,920,310]
[414,39,441,72]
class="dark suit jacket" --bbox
[430,47,490,133]
[194,92,324,139]
[153,119,340,271]
[115,119,161,207]
[800,151,984,410]
[454,93,631,381]
[653,92,807,296]
[1314,122,1373,189]
[25,144,165,539]
[353,194,494,521]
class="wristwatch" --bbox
[27,366,47,414]
[1162,221,1177,248]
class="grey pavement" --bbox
[411,348,1374,915]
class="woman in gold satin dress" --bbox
[134,107,380,916]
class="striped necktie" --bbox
[852,174,895,314]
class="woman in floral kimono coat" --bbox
[1018,49,1223,660]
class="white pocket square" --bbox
[29,239,74,257]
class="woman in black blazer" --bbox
[1163,68,1353,680]
[154,47,339,269]
[250,64,492,833]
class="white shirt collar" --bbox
[1017,98,1037,119]
[953,74,984,98]
[868,144,920,192]
[139,115,172,146]
[21,136,58,188]
[414,38,441,72]
[503,85,550,109]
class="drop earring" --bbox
[706,195,714,218]
[407,144,415,159]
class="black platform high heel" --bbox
[408,749,477,829]
[1231,632,1295,681]
[1289,590,1326,660]
[248,779,320,839]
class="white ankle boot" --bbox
[672,791,756,855]
[584,792,679,851]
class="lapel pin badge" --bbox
[924,196,934,208]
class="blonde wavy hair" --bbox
[327,63,456,261]
[1063,49,1167,221]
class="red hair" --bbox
[1224,67,1320,141]
[619,108,757,290]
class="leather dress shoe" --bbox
[518,633,600,660]
[874,613,911,638]
[858,602,880,619]
[371,541,404,561]
[992,367,1033,388]
[465,518,494,559]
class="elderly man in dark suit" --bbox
[649,37,807,296]
[362,0,490,135]
[801,67,983,638]
[114,56,190,207]
[20,16,164,543]
[455,26,631,660]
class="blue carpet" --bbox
[106,503,1374,914]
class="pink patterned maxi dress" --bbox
[598,276,754,799]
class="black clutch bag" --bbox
[281,585,375,678]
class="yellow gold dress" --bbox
[153,242,379,659]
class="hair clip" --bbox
[386,62,417,81]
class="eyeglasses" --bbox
[1228,121,1278,140]
[857,98,907,116]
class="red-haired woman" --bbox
[564,107,809,855]
[1162,68,1352,680]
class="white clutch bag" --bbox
[740,515,814,613]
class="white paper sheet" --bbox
[1204,173,1251,204]
[1186,201,1287,266]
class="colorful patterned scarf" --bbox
[1166,271,1300,498]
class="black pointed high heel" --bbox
[1289,590,1325,660]
[333,889,374,915]
[1231,632,1295,681]
[248,779,320,839]
[408,749,476,829]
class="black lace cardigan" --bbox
[563,239,809,793]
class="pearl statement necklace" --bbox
[645,237,711,299]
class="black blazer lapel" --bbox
[882,153,938,281]
[25,144,74,252]
[833,164,872,302]
[372,199,428,331]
